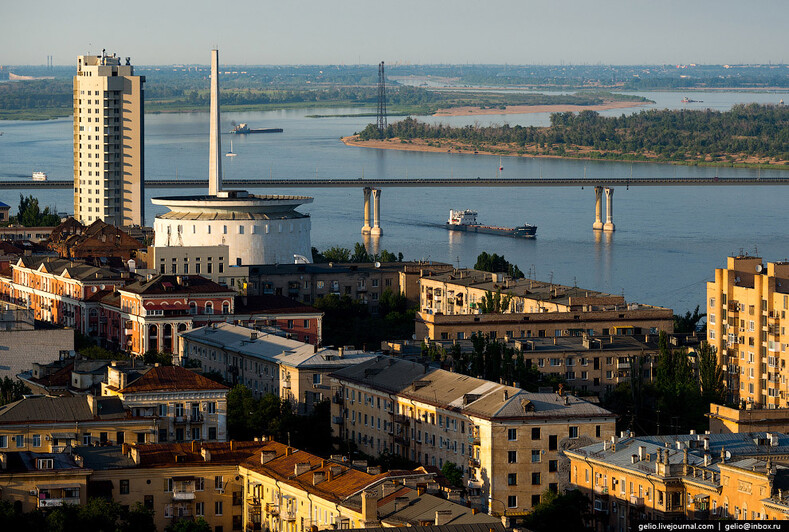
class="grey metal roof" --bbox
[0,395,126,424]
[182,323,377,369]
[331,357,614,421]
[4,451,85,473]
[378,490,500,527]
[75,446,137,470]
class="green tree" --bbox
[674,305,706,333]
[0,376,31,406]
[10,195,61,227]
[478,288,513,314]
[319,246,351,263]
[522,489,589,532]
[697,342,725,406]
[474,252,524,279]
[440,461,463,487]
[655,331,701,432]
[350,242,371,263]
[166,517,211,532]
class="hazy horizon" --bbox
[2,0,788,67]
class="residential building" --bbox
[232,295,323,345]
[0,201,9,222]
[46,218,144,261]
[244,262,452,313]
[101,364,229,442]
[73,52,144,226]
[0,226,56,243]
[329,356,616,512]
[430,333,702,396]
[565,431,789,529]
[239,439,498,530]
[0,394,157,451]
[0,308,74,380]
[707,256,789,408]
[417,269,673,342]
[0,451,89,512]
[17,355,114,397]
[142,244,229,283]
[178,323,375,413]
[708,403,789,434]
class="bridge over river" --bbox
[2,176,787,233]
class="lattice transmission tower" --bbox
[376,61,387,133]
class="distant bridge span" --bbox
[1,176,788,189]
[2,176,786,233]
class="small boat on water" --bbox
[32,171,47,181]
[230,123,283,134]
[446,209,536,239]
[681,97,703,103]
[225,139,237,157]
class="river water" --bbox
[0,90,787,314]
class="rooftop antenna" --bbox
[376,61,387,133]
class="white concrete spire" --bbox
[208,49,222,196]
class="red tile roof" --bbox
[132,441,263,467]
[121,366,229,393]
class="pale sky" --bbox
[2,0,787,66]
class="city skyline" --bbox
[2,0,788,66]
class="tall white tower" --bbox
[73,51,145,226]
[208,49,222,196]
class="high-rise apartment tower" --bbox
[73,51,145,226]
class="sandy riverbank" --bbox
[432,100,648,116]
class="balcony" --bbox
[282,508,297,521]
[246,523,263,531]
[190,413,203,423]
[332,394,344,405]
[331,416,343,425]
[616,361,630,370]
[247,497,261,508]
[630,495,644,507]
[394,434,410,446]
[593,486,609,499]
[174,416,187,424]
[393,414,410,425]
[468,457,480,468]
[265,503,279,516]
[173,489,196,501]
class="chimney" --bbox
[0,452,7,470]
[286,447,293,456]
[435,510,453,526]
[704,454,711,467]
[352,459,368,469]
[382,482,399,497]
[366,466,382,475]
[417,485,426,496]
[230,440,235,451]
[394,496,410,512]
[631,454,638,464]
[361,490,378,525]
[328,465,342,481]
[191,440,200,453]
[251,331,258,341]
[638,446,646,461]
[260,451,277,465]
[208,49,222,196]
[703,437,710,451]
[202,447,212,462]
[503,390,508,401]
[338,347,344,358]
[294,462,311,476]
[121,443,130,456]
[720,446,726,463]
[313,471,326,485]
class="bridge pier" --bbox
[593,186,604,230]
[603,187,615,232]
[370,188,383,236]
[361,187,372,235]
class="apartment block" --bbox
[74,52,144,226]
[179,323,375,413]
[566,431,789,529]
[707,256,789,408]
[329,357,616,512]
[102,364,229,443]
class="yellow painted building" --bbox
[566,432,789,531]
[330,357,616,513]
[707,256,789,408]
[0,451,90,512]
[0,394,157,452]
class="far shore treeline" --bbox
[357,104,789,166]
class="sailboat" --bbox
[225,139,237,157]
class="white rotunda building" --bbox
[151,50,312,266]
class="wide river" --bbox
[1,90,787,315]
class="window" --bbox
[36,458,53,469]
[507,473,517,486]
[507,495,517,508]
[32,434,41,447]
[313,374,322,385]
[215,501,223,516]
[144,495,154,510]
[209,427,217,440]
[195,502,205,516]
[532,450,541,463]
[531,427,540,440]
[507,428,517,441]
[532,472,541,485]
[508,450,517,463]
[207,402,217,414]
[549,435,558,451]
[569,426,579,438]
[549,460,558,472]
[215,476,224,490]
[82,434,91,446]
[164,478,173,492]
[120,480,130,494]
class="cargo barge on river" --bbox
[446,209,536,238]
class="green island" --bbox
[350,104,789,168]
[0,76,648,120]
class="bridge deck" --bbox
[0,177,788,189]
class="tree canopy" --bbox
[7,195,61,227]
[474,252,524,279]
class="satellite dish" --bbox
[756,264,763,273]
[374,261,381,268]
